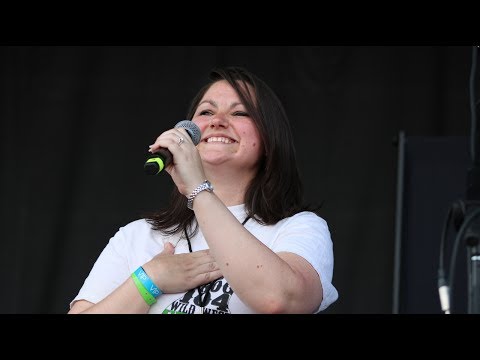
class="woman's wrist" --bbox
[131,266,163,305]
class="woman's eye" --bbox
[199,110,212,116]
[234,112,248,116]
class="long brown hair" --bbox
[146,66,315,237]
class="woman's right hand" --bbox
[148,128,206,197]
[142,242,222,294]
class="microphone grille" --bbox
[174,120,201,145]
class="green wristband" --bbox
[131,273,156,306]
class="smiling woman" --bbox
[193,80,264,189]
[68,66,338,314]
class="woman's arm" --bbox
[68,243,222,314]
[192,191,323,314]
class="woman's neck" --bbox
[204,166,255,207]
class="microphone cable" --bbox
[438,204,454,314]
[447,205,480,314]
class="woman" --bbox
[69,66,338,314]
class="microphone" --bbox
[144,120,201,175]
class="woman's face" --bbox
[192,80,263,173]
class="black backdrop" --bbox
[0,46,472,314]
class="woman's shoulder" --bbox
[116,218,154,238]
[111,218,166,248]
[263,211,330,236]
[119,218,150,230]
[285,210,328,227]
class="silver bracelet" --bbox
[187,180,214,210]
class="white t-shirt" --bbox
[71,204,338,313]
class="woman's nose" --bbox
[209,114,229,128]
